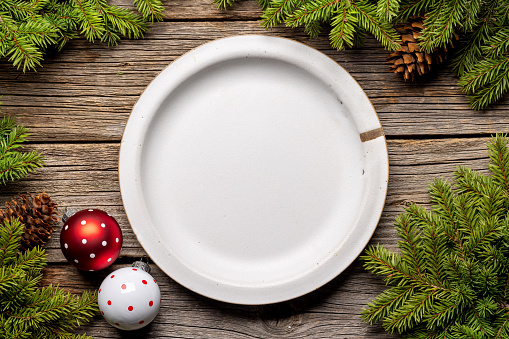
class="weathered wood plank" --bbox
[0,22,507,142]
[165,0,261,20]
[110,0,263,20]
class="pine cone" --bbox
[0,193,58,251]
[387,16,454,81]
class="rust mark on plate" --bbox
[360,127,384,142]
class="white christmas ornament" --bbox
[98,261,161,330]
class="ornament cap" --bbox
[62,209,78,224]
[132,261,151,274]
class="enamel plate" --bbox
[119,35,388,305]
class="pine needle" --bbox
[0,103,44,184]
[0,217,98,338]
[362,134,509,337]
[0,0,163,71]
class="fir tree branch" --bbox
[482,26,509,57]
[421,219,448,284]
[257,0,271,10]
[304,20,322,38]
[397,0,429,22]
[470,304,490,336]
[405,204,460,251]
[488,134,509,193]
[0,150,45,184]
[261,0,304,29]
[363,136,509,336]
[464,219,504,257]
[329,4,357,50]
[420,0,465,53]
[461,0,482,33]
[132,0,164,22]
[349,0,400,51]
[376,0,399,22]
[0,108,44,184]
[212,0,235,10]
[451,4,494,76]
[0,218,23,267]
[16,21,59,48]
[481,244,509,278]
[459,55,509,92]
[0,116,16,140]
[1,270,41,312]
[429,178,458,235]
[0,209,96,337]
[362,244,412,284]
[362,284,416,325]
[455,195,476,236]
[10,247,46,274]
[0,267,26,297]
[0,124,30,157]
[9,288,77,328]
[50,290,98,332]
[426,302,459,330]
[395,213,425,278]
[222,0,400,52]
[101,5,146,40]
[1,0,163,70]
[384,290,438,333]
[285,0,338,28]
[0,316,31,339]
[8,32,44,71]
[461,56,509,111]
[72,0,104,42]
[495,315,509,339]
[455,166,491,199]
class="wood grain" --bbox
[0,1,508,337]
[111,0,263,20]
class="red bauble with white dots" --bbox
[60,209,122,271]
[98,262,161,330]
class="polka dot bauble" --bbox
[98,262,161,330]
[60,209,122,271]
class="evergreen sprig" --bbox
[0,0,164,72]
[217,0,509,109]
[400,0,509,110]
[0,102,44,184]
[0,217,98,339]
[362,134,509,338]
[215,0,401,52]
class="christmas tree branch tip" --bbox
[0,216,99,338]
[361,134,509,337]
[0,0,165,71]
[0,103,45,184]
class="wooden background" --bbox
[1,0,509,337]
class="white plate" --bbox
[119,35,388,305]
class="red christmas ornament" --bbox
[60,209,122,271]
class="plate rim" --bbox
[119,35,389,304]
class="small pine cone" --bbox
[0,192,59,251]
[387,16,457,81]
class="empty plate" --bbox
[119,35,388,304]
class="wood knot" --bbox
[258,302,302,335]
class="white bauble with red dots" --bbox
[98,262,161,330]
